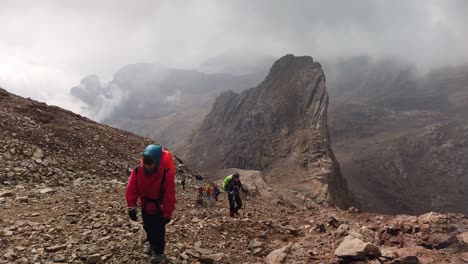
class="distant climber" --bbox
[213,185,221,202]
[181,174,186,190]
[205,184,213,197]
[195,186,204,205]
[126,144,176,264]
[197,186,204,201]
[224,173,248,217]
[206,184,216,207]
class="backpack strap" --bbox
[134,166,140,194]
[159,168,169,201]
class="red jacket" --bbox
[126,149,176,219]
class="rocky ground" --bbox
[2,171,468,264]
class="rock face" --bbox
[185,54,354,208]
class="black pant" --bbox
[228,193,242,212]
[142,211,167,255]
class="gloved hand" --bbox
[128,208,138,221]
[162,217,171,224]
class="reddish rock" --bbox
[459,232,468,245]
[423,232,455,249]
[461,252,468,263]
[395,246,423,259]
[399,256,419,264]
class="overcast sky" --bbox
[1,0,467,113]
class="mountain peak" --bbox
[184,54,353,208]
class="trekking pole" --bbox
[243,190,247,210]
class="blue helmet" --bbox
[142,144,162,175]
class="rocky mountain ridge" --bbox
[185,54,354,209]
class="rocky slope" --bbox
[0,87,152,185]
[185,54,353,209]
[327,57,468,214]
[1,87,468,263]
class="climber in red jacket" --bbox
[126,144,176,264]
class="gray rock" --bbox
[0,229,13,237]
[185,249,201,258]
[459,232,468,245]
[205,253,226,261]
[194,241,213,255]
[265,243,292,264]
[3,249,16,260]
[252,247,263,255]
[0,190,14,197]
[86,254,101,264]
[348,230,364,239]
[334,235,380,260]
[39,187,56,194]
[180,252,189,260]
[32,148,43,159]
[15,196,29,203]
[380,247,399,260]
[53,254,66,262]
[248,238,264,249]
[42,158,50,167]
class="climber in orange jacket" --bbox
[126,144,176,263]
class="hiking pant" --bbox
[228,193,242,213]
[142,211,167,255]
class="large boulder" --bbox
[265,243,293,264]
[334,235,380,261]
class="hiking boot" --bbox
[144,244,153,255]
[150,252,169,264]
[234,209,240,216]
[229,212,238,218]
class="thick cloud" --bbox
[70,75,129,121]
[71,63,263,121]
[1,0,467,115]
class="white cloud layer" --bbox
[1,0,467,113]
